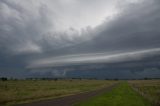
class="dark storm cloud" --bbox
[0,0,88,55]
[95,0,160,51]
[30,0,160,58]
[55,0,160,54]
[0,0,160,78]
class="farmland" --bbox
[0,79,160,106]
[128,80,160,106]
[0,79,116,106]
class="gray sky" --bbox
[0,0,160,78]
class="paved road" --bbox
[17,83,118,106]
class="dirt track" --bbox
[17,83,118,106]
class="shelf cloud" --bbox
[0,0,160,78]
[28,48,160,68]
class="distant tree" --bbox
[114,78,119,81]
[144,77,149,80]
[42,78,46,80]
[54,78,58,81]
[0,77,8,81]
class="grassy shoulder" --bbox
[74,82,151,106]
[0,80,116,106]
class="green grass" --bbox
[0,80,116,105]
[74,82,151,106]
[129,80,160,105]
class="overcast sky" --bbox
[0,0,160,78]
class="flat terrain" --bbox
[75,82,151,106]
[1,80,160,106]
[17,83,118,106]
[0,80,116,106]
[128,80,160,106]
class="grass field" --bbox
[128,80,160,106]
[0,79,116,105]
[1,80,159,106]
[74,82,151,106]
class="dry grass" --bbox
[0,80,116,105]
[128,80,160,106]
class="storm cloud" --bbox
[0,0,160,78]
